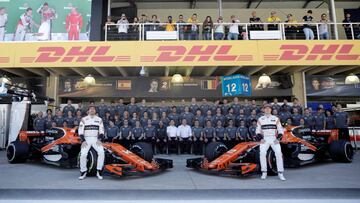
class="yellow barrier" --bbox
[0,40,359,68]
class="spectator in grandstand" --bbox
[176,14,186,40]
[318,13,330,40]
[165,16,175,31]
[302,10,315,40]
[0,7,7,41]
[202,16,213,40]
[342,13,353,40]
[130,17,140,40]
[116,13,129,40]
[266,11,281,31]
[150,15,160,31]
[187,13,200,40]
[227,15,240,40]
[249,11,263,31]
[284,14,298,40]
[214,16,225,40]
[103,16,115,31]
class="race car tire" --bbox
[77,148,98,176]
[266,149,278,176]
[130,142,153,163]
[204,142,228,162]
[7,141,29,163]
[329,140,353,163]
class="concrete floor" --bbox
[0,150,359,201]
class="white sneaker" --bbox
[96,170,103,180]
[78,171,87,180]
[278,172,286,181]
[261,172,267,180]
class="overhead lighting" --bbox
[0,75,11,84]
[345,73,359,85]
[84,74,96,85]
[140,66,146,76]
[258,73,271,86]
[171,74,184,83]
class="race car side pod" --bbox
[102,143,173,176]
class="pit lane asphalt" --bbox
[0,150,359,201]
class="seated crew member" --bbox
[142,119,156,150]
[256,104,286,181]
[203,120,216,143]
[131,120,144,142]
[237,119,249,141]
[118,119,132,148]
[177,118,192,154]
[78,106,105,180]
[105,120,119,142]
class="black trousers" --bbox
[180,138,192,154]
[338,128,350,141]
[193,139,203,155]
[156,138,167,154]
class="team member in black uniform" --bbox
[192,120,204,155]
[156,121,167,154]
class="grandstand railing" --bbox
[104,22,360,41]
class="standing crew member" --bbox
[78,106,105,180]
[66,7,82,40]
[256,104,286,181]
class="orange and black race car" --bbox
[7,127,173,177]
[186,125,354,176]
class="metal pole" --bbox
[105,24,108,41]
[217,0,222,17]
[107,0,111,16]
[350,23,354,40]
[328,0,338,39]
[302,71,308,108]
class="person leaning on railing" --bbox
[284,14,298,40]
[165,16,175,31]
[176,14,186,40]
[227,15,240,40]
[116,13,129,40]
[202,16,213,40]
[187,13,200,40]
[318,13,330,40]
[131,17,140,40]
[249,11,263,31]
[266,11,281,31]
[103,16,115,40]
[214,16,225,40]
[302,10,315,40]
[342,13,353,40]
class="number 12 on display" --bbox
[221,74,251,97]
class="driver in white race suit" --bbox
[256,104,286,181]
[78,106,105,180]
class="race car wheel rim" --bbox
[7,144,16,162]
[344,143,353,162]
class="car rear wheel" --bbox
[77,148,98,176]
[266,149,278,176]
[329,140,353,163]
[130,142,153,162]
[7,141,29,163]
[204,142,228,162]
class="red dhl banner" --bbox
[0,40,359,68]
